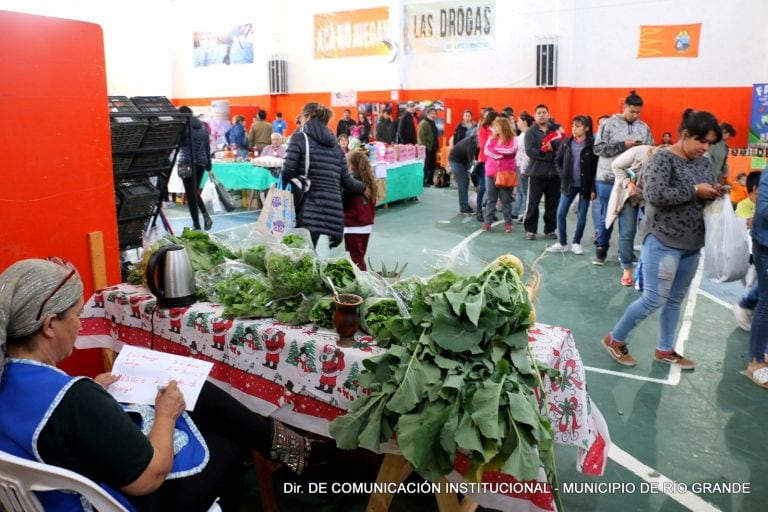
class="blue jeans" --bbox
[512,173,529,217]
[618,204,639,269]
[740,281,759,310]
[556,187,589,245]
[484,176,514,224]
[450,159,471,211]
[591,198,601,237]
[612,234,700,351]
[595,181,614,248]
[748,242,768,362]
[476,163,486,220]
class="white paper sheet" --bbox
[107,346,213,410]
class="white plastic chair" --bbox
[0,449,223,512]
[0,449,129,511]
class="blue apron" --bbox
[0,360,209,511]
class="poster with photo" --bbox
[193,24,254,67]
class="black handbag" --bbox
[177,163,193,179]
[209,173,237,212]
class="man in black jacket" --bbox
[397,102,418,144]
[335,109,356,137]
[523,104,561,240]
[448,133,479,214]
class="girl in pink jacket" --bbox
[482,117,518,232]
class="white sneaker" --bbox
[571,243,584,255]
[733,303,753,332]
[546,243,568,253]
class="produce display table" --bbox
[375,159,425,206]
[76,284,609,512]
[203,161,278,190]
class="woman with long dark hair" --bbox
[601,109,723,370]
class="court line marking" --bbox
[608,443,721,511]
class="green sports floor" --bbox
[161,187,767,512]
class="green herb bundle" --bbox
[329,256,560,506]
[215,273,275,318]
[243,244,267,273]
[173,228,237,272]
[321,258,358,294]
[309,296,335,329]
[265,248,321,297]
[272,293,315,325]
[359,297,400,345]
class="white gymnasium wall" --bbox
[0,0,175,96]
[3,0,767,98]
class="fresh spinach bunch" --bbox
[330,256,559,504]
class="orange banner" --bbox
[314,7,390,59]
[637,23,701,58]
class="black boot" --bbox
[592,246,607,266]
[203,212,213,231]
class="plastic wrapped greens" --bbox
[309,296,335,329]
[321,255,359,294]
[359,297,401,345]
[265,240,321,297]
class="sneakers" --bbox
[482,223,491,232]
[514,215,525,224]
[460,208,475,214]
[525,232,536,240]
[592,246,607,266]
[654,350,696,370]
[504,223,513,233]
[546,242,568,253]
[571,243,584,255]
[601,334,637,367]
[544,232,558,240]
[733,303,754,332]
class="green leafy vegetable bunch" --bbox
[329,255,559,503]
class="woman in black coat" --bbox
[281,102,365,247]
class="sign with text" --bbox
[749,83,768,144]
[404,0,495,54]
[331,90,358,107]
[108,346,213,410]
[637,23,701,58]
[314,7,390,59]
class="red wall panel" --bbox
[0,10,122,376]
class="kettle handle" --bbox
[146,246,170,300]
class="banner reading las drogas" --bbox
[314,7,390,59]
[404,0,495,54]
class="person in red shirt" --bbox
[343,151,378,270]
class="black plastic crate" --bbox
[139,117,187,149]
[116,179,159,220]
[129,150,173,174]
[112,154,134,175]
[118,216,153,249]
[110,115,149,152]
[108,96,140,113]
[131,96,178,114]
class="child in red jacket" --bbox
[343,151,378,270]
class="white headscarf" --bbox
[0,259,84,379]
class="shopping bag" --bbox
[209,173,237,212]
[703,197,749,282]
[254,184,296,239]
[201,178,224,214]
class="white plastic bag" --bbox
[201,178,224,214]
[703,197,749,282]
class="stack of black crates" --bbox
[109,96,188,250]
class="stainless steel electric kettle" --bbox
[145,244,197,308]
